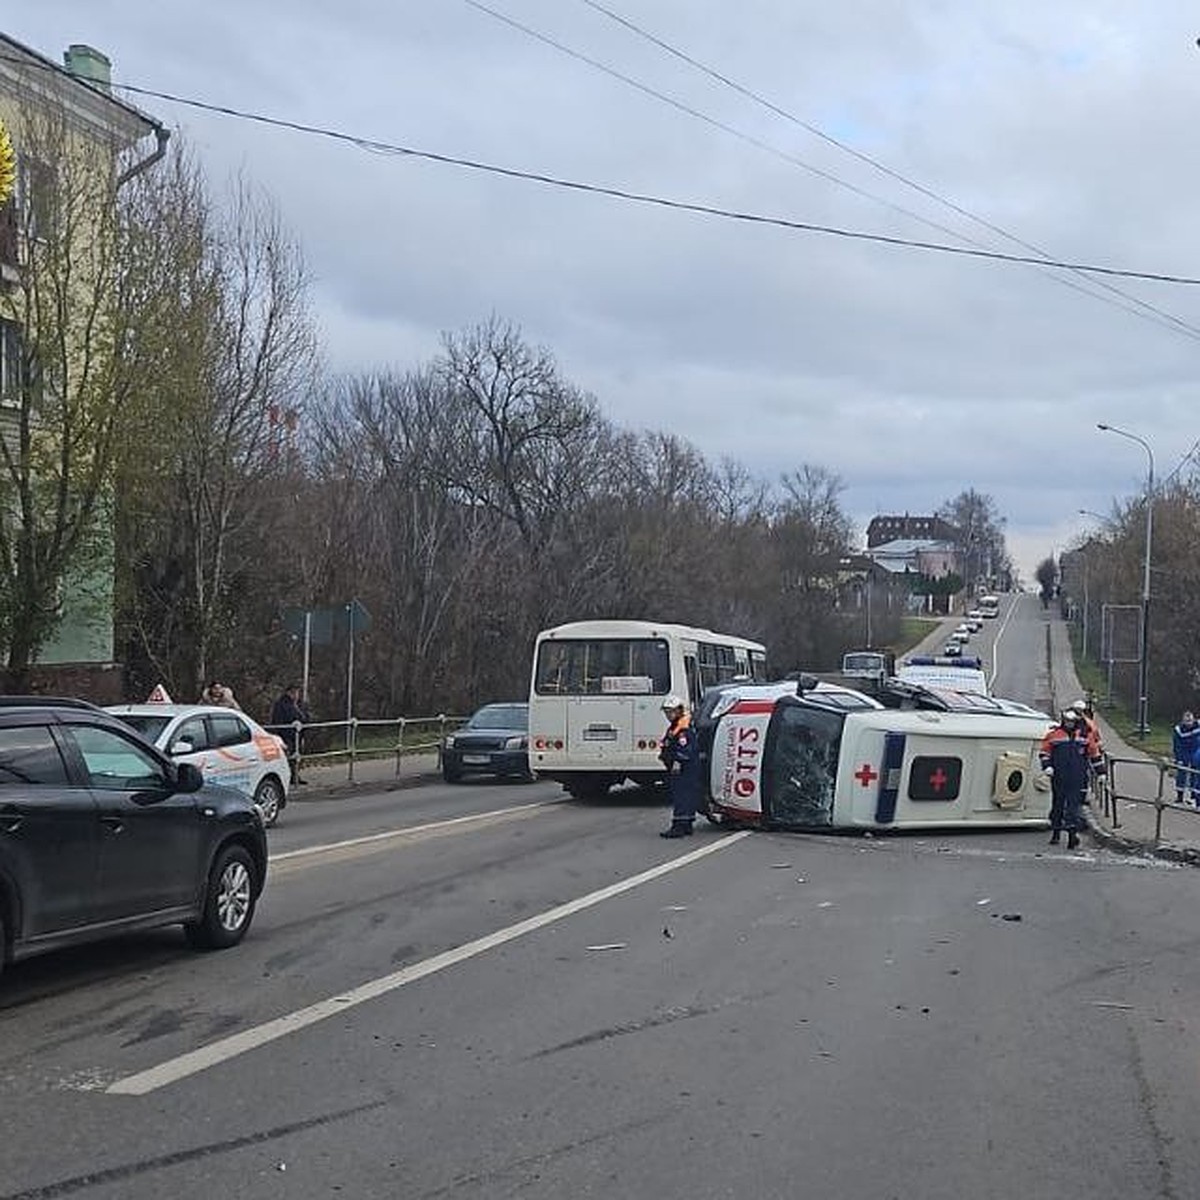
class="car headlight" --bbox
[504,735,527,749]
[444,735,456,749]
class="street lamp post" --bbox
[1076,509,1108,662]
[1096,423,1155,738]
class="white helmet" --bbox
[661,695,686,713]
[1061,708,1080,724]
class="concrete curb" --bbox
[288,768,442,803]
[1085,807,1200,867]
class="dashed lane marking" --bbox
[106,832,752,1096]
[269,802,558,872]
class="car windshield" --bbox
[468,705,527,731]
[110,714,171,743]
[762,702,846,828]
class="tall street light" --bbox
[1076,510,1106,661]
[1097,423,1155,737]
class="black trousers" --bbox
[1049,785,1082,832]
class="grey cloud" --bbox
[10,0,1200,581]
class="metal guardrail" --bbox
[263,714,468,784]
[1099,754,1200,843]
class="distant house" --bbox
[866,538,959,578]
[864,537,961,615]
[0,37,166,692]
[866,514,960,549]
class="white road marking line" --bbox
[270,801,555,863]
[107,831,751,1096]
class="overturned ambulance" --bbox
[699,679,1054,831]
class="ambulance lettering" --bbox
[719,701,772,807]
[733,726,760,798]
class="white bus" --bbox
[529,619,768,799]
[978,594,1001,618]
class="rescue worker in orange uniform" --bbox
[1069,696,1104,808]
[659,695,701,838]
[1039,709,1102,849]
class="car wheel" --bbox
[185,844,258,950]
[253,776,285,828]
[442,763,463,783]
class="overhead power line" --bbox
[1,51,1198,286]
[465,0,1200,339]
[555,0,1200,344]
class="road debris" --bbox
[586,943,626,952]
[662,927,674,939]
[976,898,992,905]
[1090,1001,1135,1011]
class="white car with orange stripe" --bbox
[105,702,290,827]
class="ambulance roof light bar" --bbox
[904,655,984,669]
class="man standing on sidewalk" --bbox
[1040,709,1101,849]
[1171,710,1200,805]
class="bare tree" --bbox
[0,111,172,683]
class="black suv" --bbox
[0,699,268,979]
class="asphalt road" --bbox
[4,610,1200,1198]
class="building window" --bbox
[0,318,23,402]
[17,156,56,242]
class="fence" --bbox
[264,714,467,784]
[1097,753,1200,843]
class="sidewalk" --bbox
[1045,614,1200,864]
[289,751,442,799]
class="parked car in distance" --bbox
[442,703,532,783]
[106,703,290,827]
[943,641,963,657]
[967,609,984,622]
[966,618,983,632]
[0,698,268,980]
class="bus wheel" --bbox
[565,778,610,802]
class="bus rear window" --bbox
[535,639,671,695]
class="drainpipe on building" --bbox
[116,124,170,189]
[62,44,170,189]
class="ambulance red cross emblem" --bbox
[854,763,879,788]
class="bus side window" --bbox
[684,653,701,707]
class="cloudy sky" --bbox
[12,2,1200,579]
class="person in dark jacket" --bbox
[270,683,309,785]
[1039,709,1100,849]
[1172,710,1200,805]
[659,695,701,838]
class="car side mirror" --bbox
[170,740,194,756]
[175,762,204,793]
